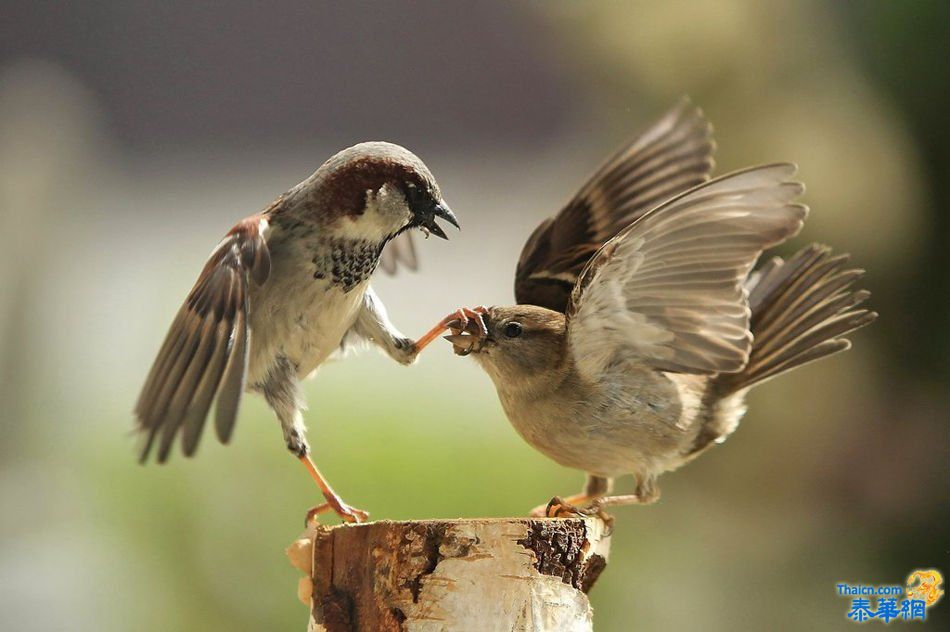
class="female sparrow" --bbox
[439,104,875,517]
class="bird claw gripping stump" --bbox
[543,496,615,533]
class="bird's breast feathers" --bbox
[245,233,373,384]
[250,278,369,384]
[494,363,697,477]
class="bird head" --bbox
[443,305,567,385]
[298,141,458,242]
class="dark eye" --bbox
[504,322,523,338]
[403,182,425,206]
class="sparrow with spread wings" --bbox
[135,142,459,523]
[436,101,876,517]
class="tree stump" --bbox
[287,518,611,632]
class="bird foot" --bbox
[535,496,614,530]
[305,499,369,526]
[298,455,369,525]
[443,306,489,355]
[412,306,489,355]
[529,494,586,518]
[445,306,489,335]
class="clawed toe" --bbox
[528,496,586,519]
[462,307,488,336]
[443,306,491,356]
[530,496,614,529]
[337,504,369,524]
[415,307,491,355]
[445,307,489,337]
[546,496,583,518]
[304,500,369,526]
[304,502,330,526]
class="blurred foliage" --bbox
[0,1,947,630]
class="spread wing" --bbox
[514,99,716,312]
[378,232,418,275]
[566,164,807,379]
[135,215,270,462]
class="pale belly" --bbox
[495,368,700,479]
[246,277,369,385]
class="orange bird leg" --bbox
[299,455,369,524]
[412,318,455,354]
[412,307,486,354]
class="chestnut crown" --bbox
[289,141,458,240]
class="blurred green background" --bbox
[1,1,947,630]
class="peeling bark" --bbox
[288,518,611,632]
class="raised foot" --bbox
[412,306,489,355]
[445,306,489,336]
[443,306,490,356]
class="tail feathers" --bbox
[716,243,877,395]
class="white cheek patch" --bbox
[337,183,412,240]
[376,182,411,215]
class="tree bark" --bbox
[287,518,611,632]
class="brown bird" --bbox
[135,142,459,523]
[438,103,876,517]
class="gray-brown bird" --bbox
[135,142,459,523]
[438,103,876,517]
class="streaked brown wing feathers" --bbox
[515,99,716,312]
[135,216,268,462]
[214,286,248,445]
[566,164,807,377]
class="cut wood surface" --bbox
[287,517,611,632]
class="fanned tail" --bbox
[686,244,877,459]
[716,243,877,394]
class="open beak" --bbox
[418,201,459,240]
[443,315,488,356]
[443,333,476,355]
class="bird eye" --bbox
[504,322,523,338]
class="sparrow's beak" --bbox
[443,315,488,355]
[418,200,460,240]
[443,333,476,355]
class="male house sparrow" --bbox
[440,103,876,517]
[135,142,458,523]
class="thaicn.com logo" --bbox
[837,569,944,623]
